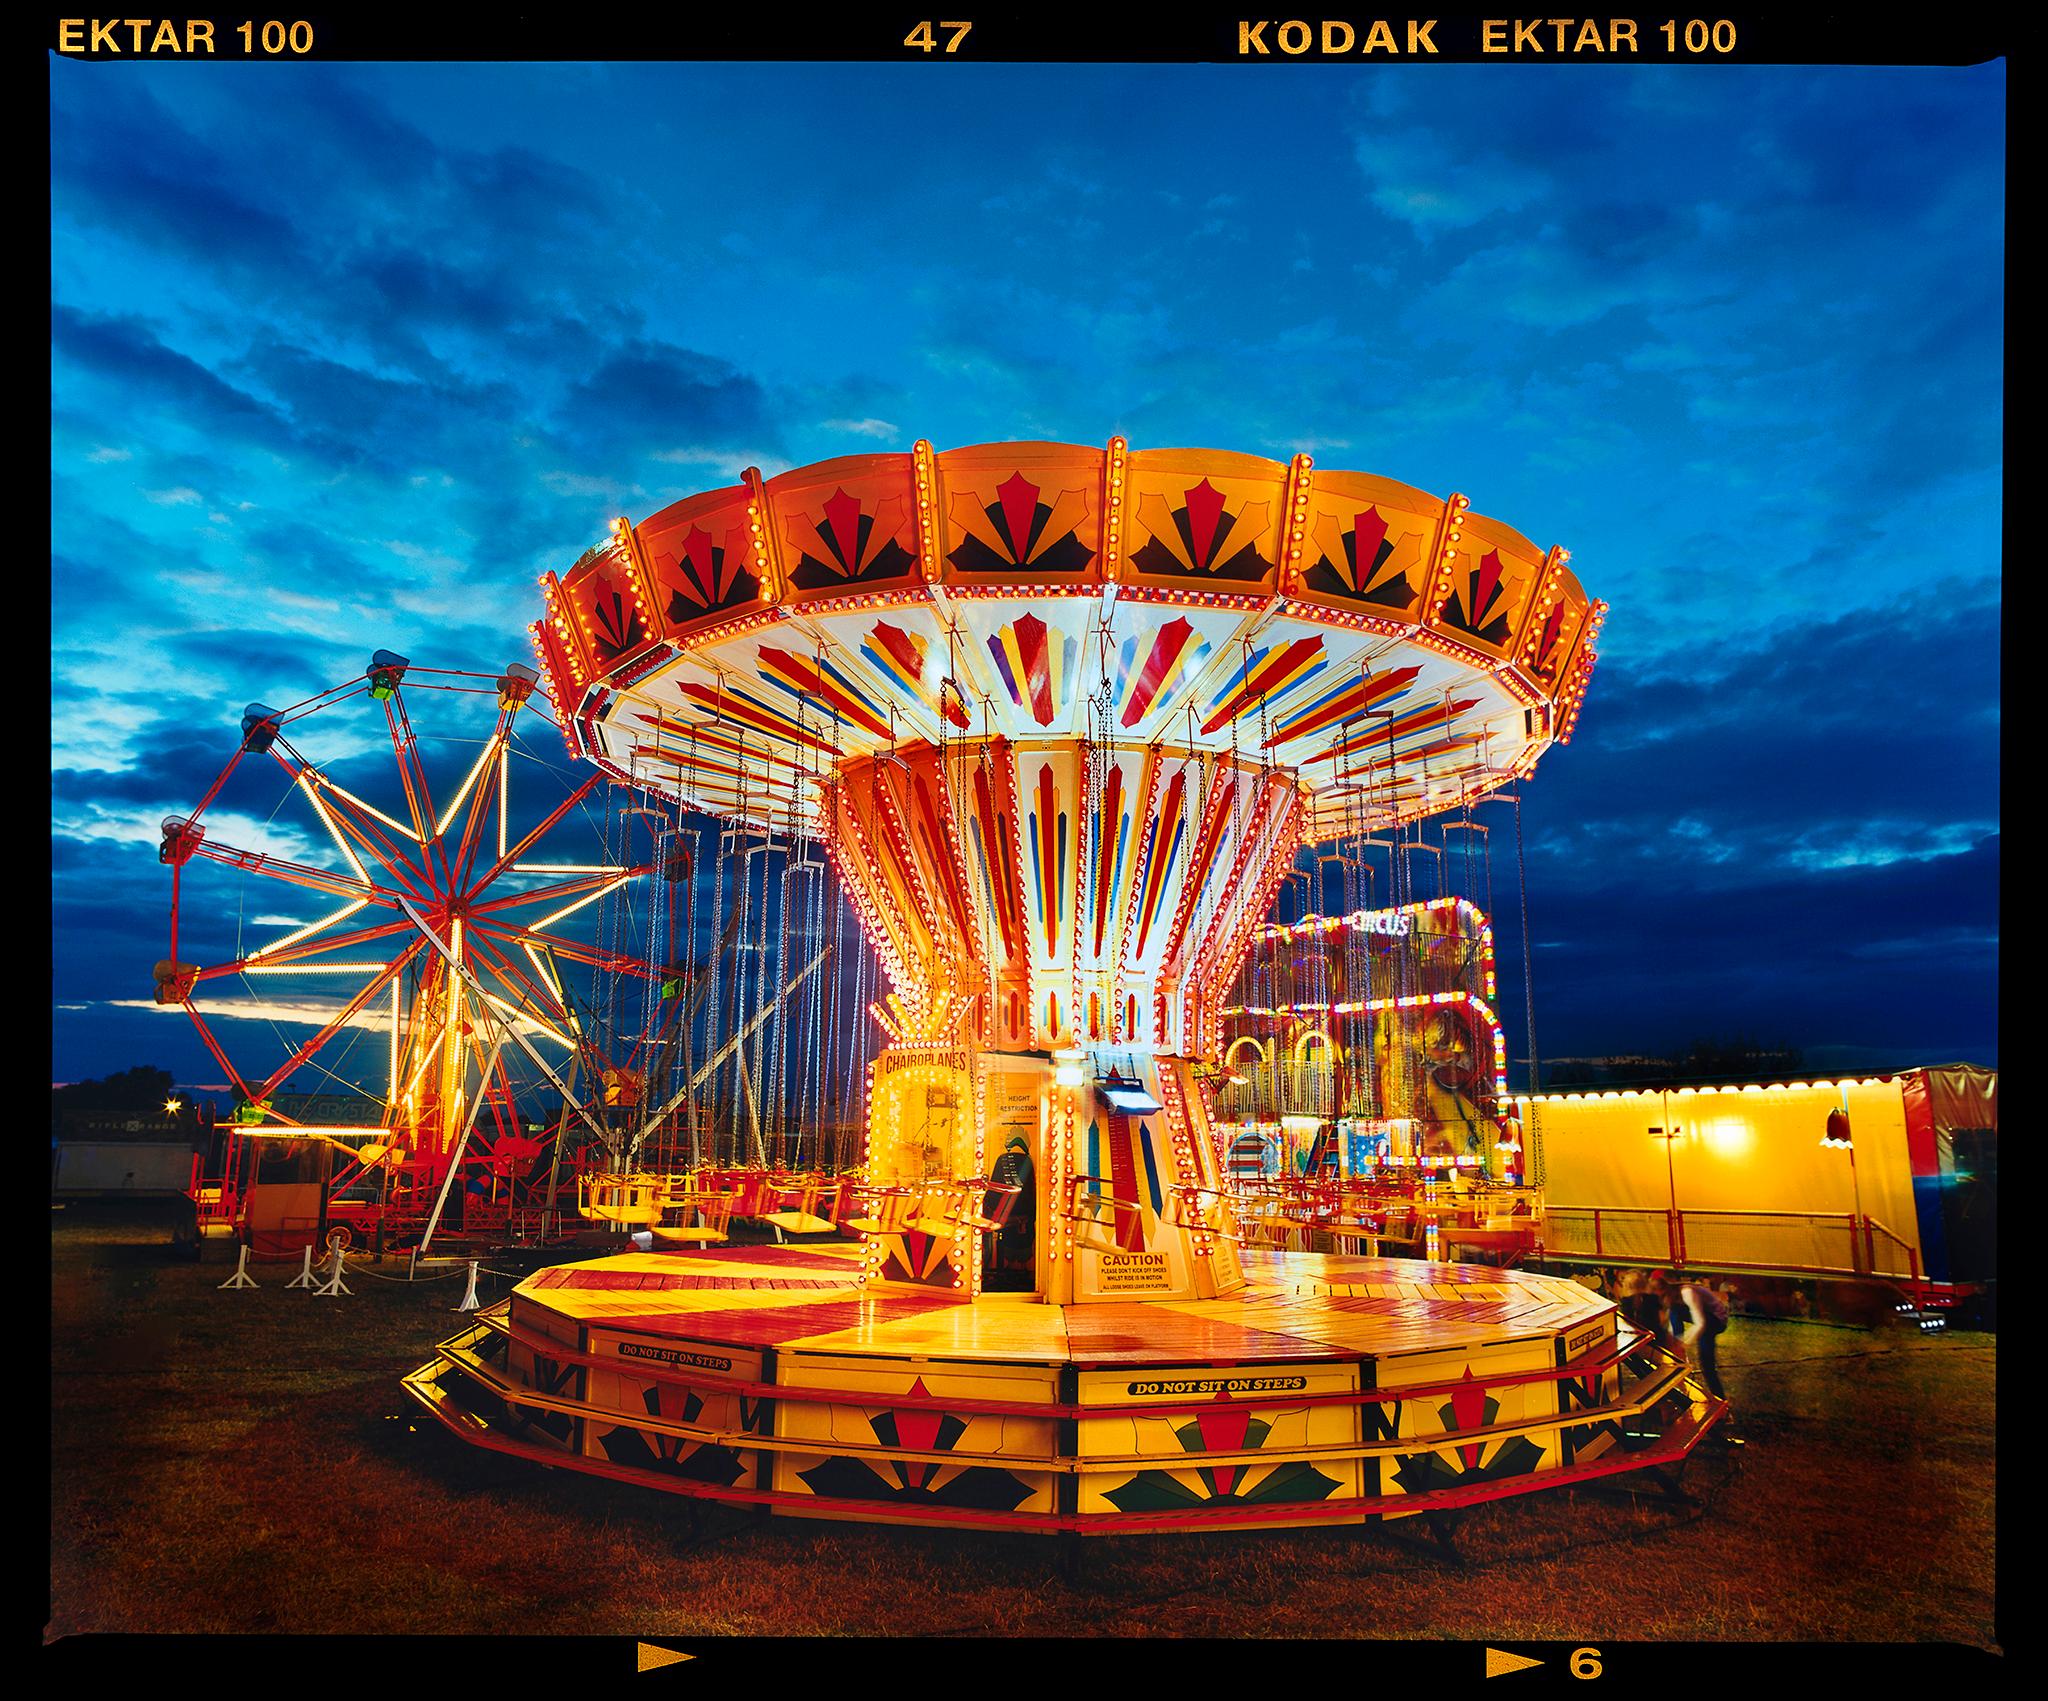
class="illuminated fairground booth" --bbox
[1214,898,1518,1182]
[407,439,1730,1533]
[1516,1065,1997,1319]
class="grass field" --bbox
[49,1203,1997,1647]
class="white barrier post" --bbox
[313,1243,352,1297]
[286,1245,318,1289]
[218,1244,259,1290]
[454,1259,482,1312]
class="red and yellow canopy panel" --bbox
[529,440,1605,839]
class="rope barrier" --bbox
[345,1263,472,1283]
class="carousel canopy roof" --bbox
[527,439,1605,838]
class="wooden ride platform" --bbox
[405,1243,1726,1535]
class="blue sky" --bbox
[51,60,2002,1087]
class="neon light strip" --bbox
[1222,988,1484,1016]
[294,773,371,884]
[509,864,626,874]
[520,941,564,1002]
[478,990,572,1049]
[234,1126,395,1139]
[247,896,370,960]
[243,959,386,975]
[434,734,503,838]
[515,941,580,1037]
[496,744,509,862]
[443,918,464,1124]
[403,1029,446,1096]
[311,772,423,841]
[530,875,629,933]
[1253,895,1487,941]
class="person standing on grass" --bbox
[1677,1275,1731,1401]
[1640,1270,1679,1354]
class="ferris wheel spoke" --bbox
[381,692,435,850]
[474,921,576,1022]
[458,771,606,906]
[468,866,644,925]
[181,1002,275,1119]
[276,753,441,905]
[473,979,578,1054]
[490,927,654,978]
[445,717,518,896]
[180,745,255,836]
[384,691,456,891]
[218,914,421,977]
[245,937,429,1105]
[277,732,427,847]
[466,925,575,1032]
[187,839,383,906]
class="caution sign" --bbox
[1096,1251,1172,1293]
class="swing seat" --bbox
[1246,1197,1310,1247]
[1067,1176,1144,1252]
[1167,1184,1245,1243]
[844,1185,917,1236]
[651,1192,732,1246]
[954,1180,1023,1237]
[582,1175,667,1227]
[761,1172,837,1235]
[724,1173,775,1218]
[907,1189,966,1239]
[592,1201,664,1227]
[809,1174,856,1225]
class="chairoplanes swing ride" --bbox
[169,435,1726,1535]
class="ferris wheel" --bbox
[152,652,667,1235]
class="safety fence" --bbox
[1542,1205,1920,1282]
[405,1305,1727,1536]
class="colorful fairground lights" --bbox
[165,440,1731,1535]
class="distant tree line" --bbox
[52,1065,175,1113]
[51,1065,187,1141]
[1544,1037,1805,1089]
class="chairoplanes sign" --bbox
[878,1048,972,1075]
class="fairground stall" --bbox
[1214,897,1517,1178]
[1518,1065,1996,1319]
[404,437,1728,1534]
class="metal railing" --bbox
[1542,1205,1920,1282]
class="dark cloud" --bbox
[1464,588,2001,1067]
[557,338,784,461]
[1511,834,1998,1064]
[51,80,307,277]
[1540,584,1999,870]
[228,336,521,474]
[151,629,360,702]
[54,739,240,813]
[53,306,300,455]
